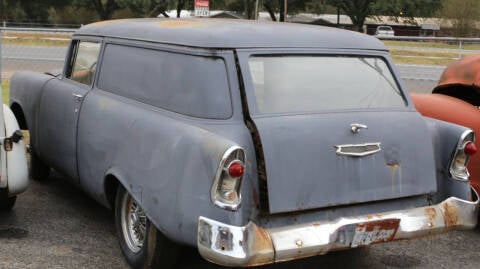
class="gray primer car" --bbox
[8,18,479,268]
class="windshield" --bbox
[247,56,406,114]
[378,26,393,31]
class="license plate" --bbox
[351,219,400,247]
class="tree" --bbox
[306,0,336,15]
[327,0,376,32]
[440,0,480,37]
[373,0,442,19]
[118,0,172,17]
[226,0,308,21]
[0,0,27,21]
[73,0,120,20]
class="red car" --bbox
[412,54,480,192]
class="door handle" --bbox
[350,123,368,134]
[72,93,84,101]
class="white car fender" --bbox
[3,104,28,195]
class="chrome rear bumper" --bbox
[197,191,478,267]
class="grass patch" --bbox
[2,38,70,47]
[383,40,480,50]
[391,55,456,65]
[2,80,10,104]
[384,40,480,65]
[389,49,467,58]
[388,48,472,65]
[2,32,71,47]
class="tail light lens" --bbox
[464,141,477,156]
[450,130,475,181]
[211,146,246,211]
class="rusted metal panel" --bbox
[350,219,400,247]
[442,202,459,228]
[435,54,480,92]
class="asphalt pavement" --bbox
[397,64,444,94]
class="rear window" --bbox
[98,44,232,119]
[248,56,406,114]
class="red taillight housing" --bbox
[450,130,475,181]
[211,146,246,211]
[464,141,477,156]
[228,161,245,178]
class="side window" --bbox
[98,44,232,119]
[66,41,101,86]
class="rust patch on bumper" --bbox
[350,219,400,248]
[443,202,459,228]
[249,224,275,266]
[425,208,437,227]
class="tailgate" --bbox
[253,111,437,214]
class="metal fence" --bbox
[2,28,480,93]
[1,27,75,80]
[378,36,480,93]
[380,36,480,60]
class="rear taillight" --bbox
[228,161,245,178]
[450,130,475,181]
[211,146,246,211]
[464,141,477,156]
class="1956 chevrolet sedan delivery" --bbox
[8,18,479,268]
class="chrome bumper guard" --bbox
[197,192,478,267]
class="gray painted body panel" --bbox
[9,72,56,145]
[37,78,89,181]
[77,89,258,244]
[7,19,474,248]
[252,111,437,214]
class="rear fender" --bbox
[423,117,473,201]
[9,71,57,146]
[92,120,257,246]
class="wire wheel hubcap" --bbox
[121,192,147,253]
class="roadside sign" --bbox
[194,0,210,17]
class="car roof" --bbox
[76,18,387,50]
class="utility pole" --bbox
[284,0,288,22]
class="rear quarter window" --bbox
[98,44,232,119]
